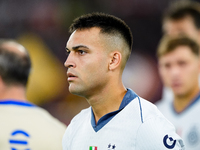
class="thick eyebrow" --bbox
[65,45,89,51]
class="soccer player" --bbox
[0,39,66,150]
[157,35,200,149]
[62,12,184,149]
[162,0,200,43]
[159,0,200,102]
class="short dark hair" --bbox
[163,0,200,29]
[0,39,31,86]
[157,35,199,58]
[69,12,133,51]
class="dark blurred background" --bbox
[1,0,199,125]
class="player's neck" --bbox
[87,84,127,124]
[0,85,27,102]
[173,87,200,113]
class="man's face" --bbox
[64,27,110,97]
[163,16,200,44]
[158,46,200,97]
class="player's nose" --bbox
[64,53,76,68]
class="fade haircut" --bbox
[69,12,133,67]
[163,0,200,29]
[0,39,31,86]
[157,35,199,58]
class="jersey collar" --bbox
[91,88,138,132]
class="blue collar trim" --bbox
[0,100,36,107]
[91,88,138,132]
[172,92,200,114]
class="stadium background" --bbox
[0,0,199,125]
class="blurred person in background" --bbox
[158,0,200,102]
[0,39,66,150]
[62,12,184,150]
[157,35,200,149]
[162,0,200,43]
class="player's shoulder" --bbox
[126,96,164,122]
[135,115,185,149]
[135,97,185,149]
[138,97,164,120]
[138,97,178,131]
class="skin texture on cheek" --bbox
[69,62,109,97]
[68,50,110,97]
[66,28,113,98]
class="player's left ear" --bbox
[108,51,122,71]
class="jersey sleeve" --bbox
[135,116,185,150]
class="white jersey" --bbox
[62,89,184,150]
[156,93,200,150]
[0,100,66,150]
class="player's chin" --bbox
[173,90,185,97]
[68,85,76,94]
[68,85,83,95]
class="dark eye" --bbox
[164,63,171,69]
[78,50,86,55]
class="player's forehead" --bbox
[159,46,196,63]
[66,27,108,51]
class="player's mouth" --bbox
[67,72,77,81]
[171,82,182,89]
